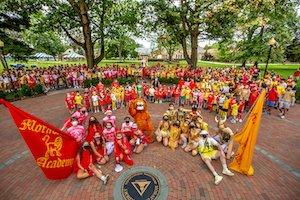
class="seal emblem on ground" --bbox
[114,166,168,200]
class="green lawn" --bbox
[2,59,299,78]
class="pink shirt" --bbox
[103,116,116,127]
[121,122,133,131]
[66,125,85,142]
[103,127,116,142]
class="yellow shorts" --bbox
[200,150,218,160]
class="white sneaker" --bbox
[214,175,223,185]
[280,115,285,119]
[222,168,234,176]
[115,164,123,172]
[101,174,109,185]
[239,119,242,123]
[181,142,187,149]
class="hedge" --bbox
[296,79,300,102]
[0,84,45,102]
[84,77,137,88]
[159,77,179,84]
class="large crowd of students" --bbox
[2,62,299,185]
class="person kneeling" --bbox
[114,132,134,172]
[155,115,170,146]
[130,123,149,154]
[198,130,234,185]
[75,142,109,184]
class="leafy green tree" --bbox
[106,35,139,60]
[218,0,299,65]
[0,0,41,61]
[285,31,300,62]
[143,0,240,67]
[157,34,180,61]
[23,13,66,59]
[40,0,141,68]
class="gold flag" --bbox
[229,90,266,176]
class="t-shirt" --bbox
[67,125,85,142]
[75,95,83,105]
[198,137,219,154]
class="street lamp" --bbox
[0,39,9,70]
[263,37,276,78]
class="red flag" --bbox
[0,99,79,180]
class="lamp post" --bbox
[263,37,276,78]
[0,39,9,70]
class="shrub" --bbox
[34,84,44,95]
[20,85,32,96]
[296,79,300,103]
[0,91,5,99]
[5,92,17,101]
[159,77,179,85]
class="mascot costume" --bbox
[128,98,154,142]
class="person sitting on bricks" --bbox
[74,141,109,184]
[197,130,234,185]
[130,123,150,154]
[155,115,171,146]
[184,122,201,156]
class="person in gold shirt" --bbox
[279,87,294,119]
[184,122,200,156]
[155,115,171,146]
[168,121,181,150]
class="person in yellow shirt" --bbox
[279,87,294,119]
[230,100,239,123]
[74,91,83,108]
[221,96,230,118]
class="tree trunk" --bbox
[167,48,173,62]
[190,31,198,68]
[180,37,191,65]
[79,2,94,68]
[242,60,246,67]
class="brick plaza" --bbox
[0,90,299,200]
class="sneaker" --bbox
[115,164,123,172]
[102,174,109,185]
[181,142,187,149]
[222,168,234,176]
[214,175,223,185]
[280,115,285,119]
[239,119,242,123]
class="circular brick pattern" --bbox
[113,166,168,200]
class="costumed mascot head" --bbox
[128,98,154,142]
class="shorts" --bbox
[279,100,290,109]
[267,100,276,107]
[92,101,99,107]
[105,142,114,155]
[200,150,219,160]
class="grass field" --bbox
[2,59,299,78]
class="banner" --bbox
[0,99,79,180]
[229,90,266,176]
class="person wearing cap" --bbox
[168,121,181,150]
[90,132,109,165]
[75,141,109,184]
[102,109,116,127]
[114,132,133,172]
[130,123,149,154]
[155,115,171,146]
[197,130,234,185]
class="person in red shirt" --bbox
[86,116,103,142]
[266,86,278,115]
[237,100,245,122]
[65,92,75,114]
[74,142,109,183]
[207,92,214,112]
[83,89,91,112]
[114,131,133,172]
[90,132,109,165]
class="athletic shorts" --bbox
[267,100,276,107]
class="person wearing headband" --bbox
[197,130,234,185]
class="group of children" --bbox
[155,103,235,185]
[61,105,151,184]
